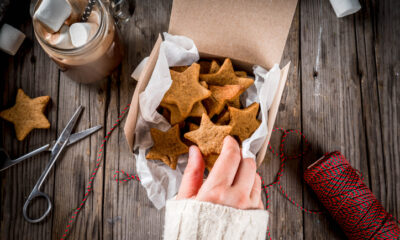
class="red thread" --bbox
[59,104,130,240]
[259,128,322,239]
[304,152,400,239]
[59,114,399,240]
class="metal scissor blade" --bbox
[53,106,84,149]
[35,106,84,191]
[47,126,102,151]
[67,125,102,146]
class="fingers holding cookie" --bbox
[147,58,261,174]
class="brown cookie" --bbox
[146,125,189,169]
[209,60,220,73]
[215,110,230,125]
[200,81,208,88]
[208,60,247,77]
[188,122,199,131]
[203,84,243,117]
[0,89,50,141]
[184,114,232,156]
[161,101,206,125]
[171,61,219,74]
[234,71,247,77]
[199,58,254,90]
[162,63,211,118]
[228,103,261,142]
[227,97,241,108]
[170,66,189,72]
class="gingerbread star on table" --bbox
[184,113,232,156]
[162,63,211,118]
[146,125,189,170]
[0,89,50,141]
[199,58,254,89]
[228,102,261,142]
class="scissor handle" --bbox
[23,188,52,223]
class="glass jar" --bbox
[33,0,123,84]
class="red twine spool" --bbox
[304,151,400,239]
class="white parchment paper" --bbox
[132,33,281,209]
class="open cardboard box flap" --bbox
[169,0,297,70]
[124,0,297,166]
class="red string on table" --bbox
[304,151,400,239]
[59,104,131,240]
[58,107,399,240]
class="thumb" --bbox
[176,146,205,200]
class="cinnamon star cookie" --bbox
[0,89,50,141]
[146,125,189,169]
[162,63,211,118]
[203,84,243,118]
[199,58,254,89]
[184,114,232,156]
[228,103,261,142]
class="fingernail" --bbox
[223,135,232,144]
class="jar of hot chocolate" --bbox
[33,0,124,84]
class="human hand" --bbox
[176,135,264,210]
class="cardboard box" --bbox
[124,0,298,166]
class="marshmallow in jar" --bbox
[34,0,100,49]
[32,0,123,83]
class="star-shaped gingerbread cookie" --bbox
[161,101,206,125]
[0,89,50,141]
[228,103,261,142]
[162,63,211,118]
[215,110,230,125]
[184,114,232,156]
[146,125,189,170]
[203,84,243,117]
[199,58,254,90]
[208,60,247,78]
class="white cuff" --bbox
[164,199,269,240]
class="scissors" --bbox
[0,106,101,223]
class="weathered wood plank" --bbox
[0,1,59,239]
[50,78,106,239]
[0,0,399,239]
[371,0,400,219]
[354,0,385,200]
[102,1,172,239]
[300,0,369,238]
[257,5,304,240]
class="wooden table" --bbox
[1,0,399,239]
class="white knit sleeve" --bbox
[163,199,269,240]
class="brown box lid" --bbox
[169,0,298,70]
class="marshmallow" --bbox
[34,0,72,32]
[69,22,98,47]
[64,0,88,25]
[329,0,361,18]
[47,25,73,49]
[0,24,26,55]
[87,10,101,25]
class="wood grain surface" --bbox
[0,0,398,239]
